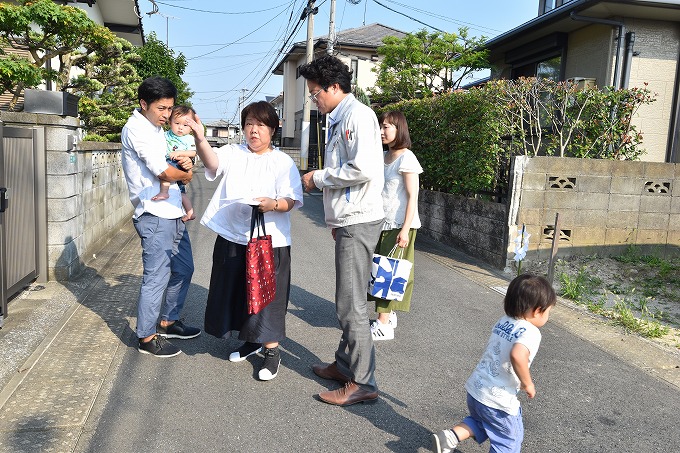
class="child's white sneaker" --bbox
[431,429,458,453]
[388,310,398,328]
[370,319,394,341]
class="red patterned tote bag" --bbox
[245,206,276,314]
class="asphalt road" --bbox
[73,169,680,453]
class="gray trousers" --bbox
[333,219,383,393]
[133,213,194,338]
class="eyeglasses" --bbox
[309,88,324,102]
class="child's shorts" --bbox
[462,393,524,453]
[167,158,187,194]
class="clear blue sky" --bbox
[142,0,539,122]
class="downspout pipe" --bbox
[570,11,625,89]
[621,32,636,89]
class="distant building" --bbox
[273,23,407,159]
[204,120,240,147]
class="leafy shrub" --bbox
[376,78,656,196]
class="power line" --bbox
[187,6,291,60]
[172,40,279,48]
[155,1,291,15]
[379,0,502,34]
[372,0,444,32]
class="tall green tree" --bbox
[370,28,490,103]
[69,37,142,139]
[0,0,115,110]
[133,32,192,105]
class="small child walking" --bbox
[431,273,557,453]
[152,105,198,221]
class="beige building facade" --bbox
[486,0,680,163]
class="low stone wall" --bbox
[62,142,132,279]
[508,156,680,267]
[418,190,508,268]
[1,111,132,280]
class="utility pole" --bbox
[300,0,317,171]
[327,0,336,55]
[238,88,249,144]
[145,2,177,47]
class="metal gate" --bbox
[0,123,47,323]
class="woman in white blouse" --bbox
[189,101,303,380]
[369,111,423,341]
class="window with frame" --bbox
[539,0,575,15]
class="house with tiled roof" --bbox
[272,23,406,159]
[204,120,240,147]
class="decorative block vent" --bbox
[543,226,572,242]
[644,181,671,195]
[548,176,576,190]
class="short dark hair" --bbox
[171,105,196,120]
[504,273,556,318]
[378,111,412,149]
[138,77,177,104]
[241,101,279,130]
[298,55,352,93]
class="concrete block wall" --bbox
[279,146,301,168]
[50,141,131,280]
[418,190,508,268]
[76,142,132,276]
[0,111,132,281]
[508,156,679,267]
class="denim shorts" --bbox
[462,393,524,453]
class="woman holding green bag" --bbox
[369,111,423,341]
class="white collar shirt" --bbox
[121,109,184,219]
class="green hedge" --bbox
[377,89,506,196]
[376,78,655,197]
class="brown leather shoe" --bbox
[318,381,379,406]
[312,361,351,384]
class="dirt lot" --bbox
[522,251,680,351]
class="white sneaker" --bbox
[388,310,398,328]
[431,429,458,453]
[370,319,394,341]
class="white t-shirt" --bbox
[382,149,423,230]
[200,144,303,247]
[465,315,542,416]
[121,109,183,219]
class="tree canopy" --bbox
[0,0,115,109]
[71,37,143,140]
[132,32,193,105]
[369,28,490,104]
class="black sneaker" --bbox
[138,334,181,358]
[258,347,281,381]
[228,342,262,362]
[157,320,201,339]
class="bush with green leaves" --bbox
[376,78,657,196]
[484,77,656,159]
[0,0,116,110]
[378,88,506,195]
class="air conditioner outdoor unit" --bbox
[567,77,597,90]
